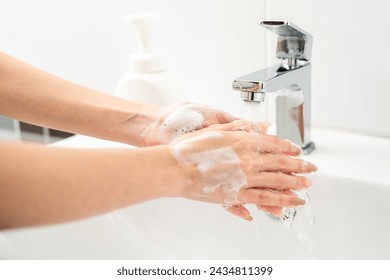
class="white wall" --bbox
[266,0,390,137]
[0,0,267,118]
[1,0,389,137]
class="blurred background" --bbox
[1,0,389,142]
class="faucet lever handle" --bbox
[260,21,313,61]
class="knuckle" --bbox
[277,195,285,206]
[291,176,308,189]
[276,156,289,170]
[299,176,309,188]
[296,159,306,172]
[269,135,279,144]
[257,191,268,203]
[273,174,286,186]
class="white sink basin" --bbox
[1,128,389,259]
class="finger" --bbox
[201,114,238,127]
[230,119,270,133]
[247,172,312,190]
[223,204,253,221]
[195,105,239,126]
[239,188,306,207]
[249,154,318,174]
[206,120,269,134]
[257,188,300,218]
[214,110,239,124]
[257,205,283,218]
[280,189,296,196]
[255,135,303,156]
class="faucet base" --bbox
[302,141,316,155]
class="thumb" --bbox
[215,109,239,124]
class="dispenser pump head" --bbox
[122,13,165,73]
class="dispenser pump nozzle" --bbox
[122,13,165,73]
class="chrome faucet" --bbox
[232,21,315,154]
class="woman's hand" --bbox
[140,102,239,146]
[168,120,317,221]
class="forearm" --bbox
[0,52,159,146]
[0,142,183,229]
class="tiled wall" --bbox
[0,116,72,143]
[0,116,17,140]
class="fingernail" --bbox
[301,161,317,172]
[294,144,303,156]
[304,178,312,187]
[286,139,303,156]
[291,198,306,206]
[307,161,318,171]
[266,212,283,219]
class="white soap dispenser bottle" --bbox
[115,13,168,105]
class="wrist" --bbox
[151,145,193,199]
[100,99,162,146]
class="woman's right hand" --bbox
[168,120,317,221]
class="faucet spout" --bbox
[233,60,309,94]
